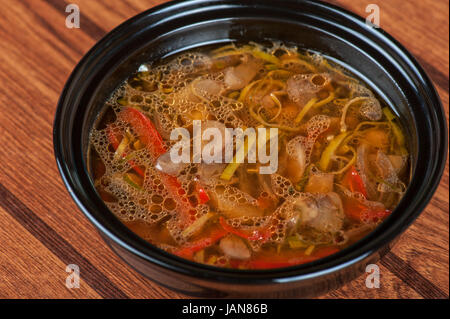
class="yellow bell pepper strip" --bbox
[294,97,318,124]
[123,173,142,190]
[318,132,349,171]
[181,212,215,239]
[313,91,335,108]
[251,48,280,65]
[220,129,258,181]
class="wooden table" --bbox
[0,0,448,299]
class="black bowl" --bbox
[53,0,447,298]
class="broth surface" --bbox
[89,42,410,269]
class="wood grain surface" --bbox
[0,0,448,299]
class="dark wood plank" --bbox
[0,0,183,299]
[319,264,423,299]
[0,207,100,298]
[0,184,128,299]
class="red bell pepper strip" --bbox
[219,217,271,242]
[106,125,146,177]
[117,107,208,222]
[173,228,228,259]
[342,195,391,222]
[118,107,166,156]
[119,107,209,205]
[196,183,210,204]
[343,166,367,198]
[116,108,193,221]
[248,247,339,269]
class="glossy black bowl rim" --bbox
[53,0,447,285]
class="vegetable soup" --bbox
[88,42,410,269]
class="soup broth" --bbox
[88,42,410,269]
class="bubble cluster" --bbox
[287,73,331,105]
[348,82,374,98]
[359,98,382,121]
[285,115,330,167]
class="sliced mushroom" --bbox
[261,94,276,109]
[219,235,251,260]
[216,197,263,218]
[286,73,331,106]
[387,155,407,175]
[197,163,227,185]
[304,172,334,194]
[193,78,223,97]
[374,150,402,193]
[286,137,307,184]
[155,151,188,176]
[224,55,262,90]
[294,196,319,224]
[359,98,382,121]
[356,143,378,200]
[208,185,263,218]
[294,192,344,233]
[170,78,223,107]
